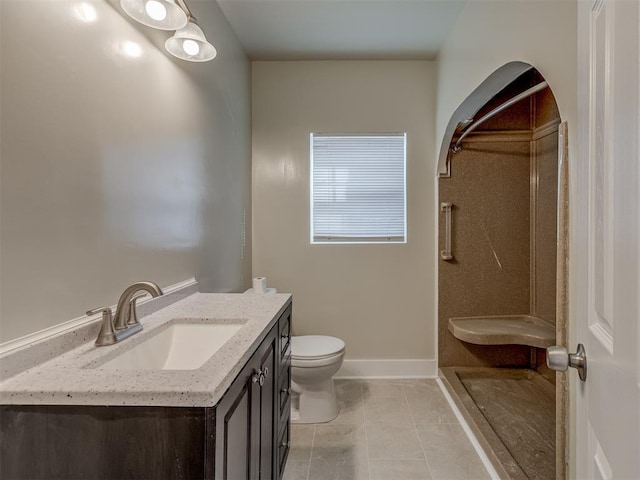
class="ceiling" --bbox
[216,0,467,60]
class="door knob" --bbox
[252,368,268,386]
[546,343,587,381]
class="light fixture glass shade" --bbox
[120,0,187,30]
[165,22,217,62]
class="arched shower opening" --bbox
[437,62,569,480]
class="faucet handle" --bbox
[127,293,146,326]
[87,307,117,347]
[87,306,112,317]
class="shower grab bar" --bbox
[451,81,549,153]
[441,202,454,261]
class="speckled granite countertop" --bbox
[0,293,291,407]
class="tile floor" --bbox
[283,379,490,480]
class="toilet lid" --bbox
[291,335,345,360]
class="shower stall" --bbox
[436,63,568,480]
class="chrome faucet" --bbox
[113,281,163,330]
[88,281,163,347]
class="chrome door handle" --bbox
[252,368,268,386]
[259,366,268,387]
[252,368,264,385]
[546,343,587,381]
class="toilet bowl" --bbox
[290,335,345,424]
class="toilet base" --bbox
[291,378,339,424]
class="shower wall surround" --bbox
[531,89,561,324]
[438,83,560,367]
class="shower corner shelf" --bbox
[448,315,556,348]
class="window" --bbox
[310,133,407,244]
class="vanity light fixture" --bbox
[120,0,216,62]
[120,0,187,30]
[165,21,217,62]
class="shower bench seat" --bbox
[448,315,555,348]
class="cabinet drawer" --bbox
[280,342,291,373]
[278,366,291,418]
[277,420,290,479]
[278,308,292,360]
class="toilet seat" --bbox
[291,335,345,360]
[292,352,344,368]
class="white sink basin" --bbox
[98,322,245,371]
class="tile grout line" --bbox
[305,424,316,480]
[361,381,373,480]
[402,381,436,480]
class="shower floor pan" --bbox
[440,367,555,480]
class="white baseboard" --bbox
[335,359,437,379]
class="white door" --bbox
[574,0,640,478]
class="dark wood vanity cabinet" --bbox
[0,303,292,480]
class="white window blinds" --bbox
[310,133,407,243]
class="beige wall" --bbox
[252,61,436,360]
[0,0,251,343]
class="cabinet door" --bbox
[214,357,259,480]
[213,311,287,480]
[257,332,277,479]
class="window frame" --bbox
[309,132,408,245]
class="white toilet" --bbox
[290,335,345,424]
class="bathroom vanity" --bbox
[0,292,292,480]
